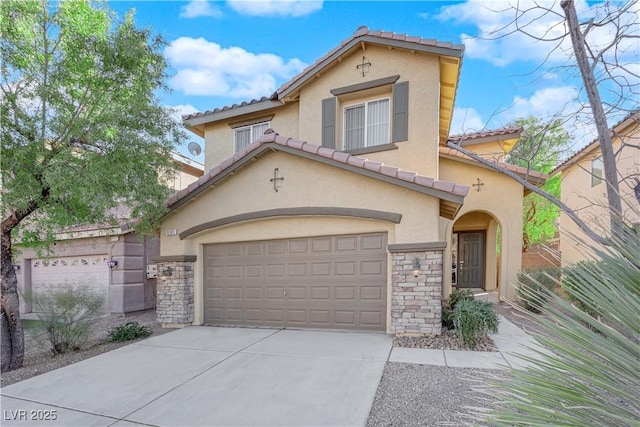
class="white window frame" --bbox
[234,121,270,153]
[343,97,390,150]
[591,156,603,187]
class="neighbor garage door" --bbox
[31,255,109,300]
[204,233,387,331]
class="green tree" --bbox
[505,116,571,248]
[1,0,184,372]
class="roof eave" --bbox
[278,35,463,100]
[183,100,283,127]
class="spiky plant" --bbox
[479,227,640,426]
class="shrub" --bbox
[516,266,560,312]
[480,227,640,425]
[28,285,105,355]
[442,289,475,329]
[107,321,152,342]
[451,298,499,349]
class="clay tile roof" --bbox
[165,130,469,211]
[182,96,273,121]
[182,26,463,124]
[438,146,547,185]
[447,127,523,143]
[550,109,639,175]
[277,26,464,98]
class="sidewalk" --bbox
[389,315,551,370]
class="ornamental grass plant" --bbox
[479,227,640,426]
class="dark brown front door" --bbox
[457,232,485,289]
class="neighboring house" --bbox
[155,27,545,335]
[15,153,204,314]
[552,111,639,268]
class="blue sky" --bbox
[108,0,638,160]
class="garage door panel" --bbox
[204,233,387,331]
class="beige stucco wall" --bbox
[297,44,441,176]
[559,125,640,267]
[160,150,445,328]
[439,157,524,300]
[203,103,299,170]
[200,44,442,178]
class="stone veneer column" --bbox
[154,256,196,328]
[388,243,446,335]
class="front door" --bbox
[457,232,485,289]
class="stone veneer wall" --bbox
[156,260,195,328]
[390,249,443,335]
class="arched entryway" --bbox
[445,210,504,298]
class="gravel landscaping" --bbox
[393,328,496,352]
[366,363,506,426]
[1,310,169,387]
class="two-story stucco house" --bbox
[552,110,639,267]
[156,27,545,335]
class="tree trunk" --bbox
[561,0,624,241]
[1,227,24,372]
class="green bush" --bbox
[442,289,475,329]
[28,285,105,355]
[107,321,152,342]
[451,299,499,349]
[516,266,560,312]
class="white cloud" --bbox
[501,86,579,123]
[165,37,306,98]
[451,107,486,135]
[180,1,223,18]
[227,0,322,17]
[167,104,200,122]
[438,0,638,70]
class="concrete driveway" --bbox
[1,327,392,426]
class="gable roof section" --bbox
[448,127,523,151]
[166,129,469,220]
[439,146,547,186]
[551,110,639,175]
[183,26,464,144]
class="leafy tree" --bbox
[505,116,571,248]
[0,1,184,372]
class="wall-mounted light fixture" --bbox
[412,258,421,278]
[13,265,20,271]
[159,266,173,280]
[108,260,118,269]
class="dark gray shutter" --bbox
[321,97,336,148]
[392,82,409,142]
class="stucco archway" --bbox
[443,210,513,300]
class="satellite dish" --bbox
[188,142,202,156]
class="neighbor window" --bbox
[591,156,603,187]
[344,98,390,150]
[234,122,270,152]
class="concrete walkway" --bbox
[389,315,551,369]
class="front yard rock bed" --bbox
[393,327,497,351]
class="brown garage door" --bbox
[203,233,387,331]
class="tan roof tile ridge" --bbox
[165,129,469,208]
[447,127,523,143]
[439,146,547,180]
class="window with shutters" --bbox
[343,98,390,150]
[234,122,270,152]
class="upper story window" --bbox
[234,121,269,152]
[344,98,390,150]
[591,156,603,187]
